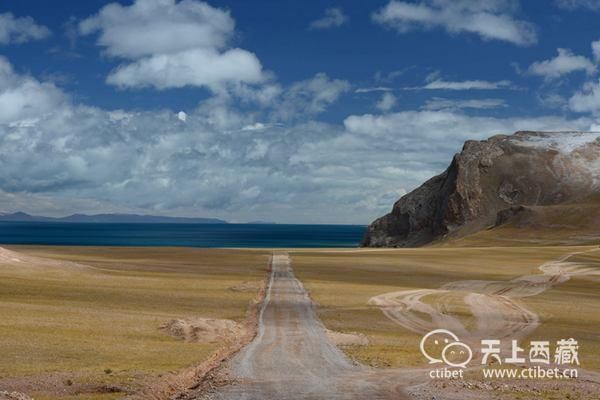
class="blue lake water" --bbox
[0,222,366,248]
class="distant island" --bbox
[0,212,227,224]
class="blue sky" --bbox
[1,0,600,223]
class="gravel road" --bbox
[210,252,405,400]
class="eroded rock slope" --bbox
[362,131,600,247]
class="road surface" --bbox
[210,253,404,400]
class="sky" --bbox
[1,0,600,224]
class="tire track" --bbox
[369,248,600,347]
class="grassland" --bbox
[0,246,269,400]
[2,244,599,399]
[291,247,600,372]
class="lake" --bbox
[0,222,366,248]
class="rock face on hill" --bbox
[362,131,600,247]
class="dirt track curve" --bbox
[369,248,600,351]
[209,253,405,400]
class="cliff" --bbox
[362,131,600,247]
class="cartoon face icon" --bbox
[419,329,472,368]
[420,329,460,364]
[441,341,472,368]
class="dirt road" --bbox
[210,253,404,400]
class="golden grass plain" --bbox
[0,246,269,400]
[2,245,599,400]
[291,247,600,372]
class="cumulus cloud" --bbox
[421,78,512,90]
[376,92,397,111]
[569,80,600,113]
[106,48,264,90]
[372,0,537,46]
[0,12,50,44]
[0,55,595,224]
[0,59,353,222]
[79,0,265,90]
[309,7,348,30]
[0,57,66,124]
[528,48,596,80]
[78,0,233,58]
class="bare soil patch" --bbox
[0,246,91,271]
[0,392,32,400]
[228,281,262,292]
[160,318,245,344]
[0,373,127,399]
[408,377,600,400]
[325,329,370,346]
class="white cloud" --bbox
[0,13,50,44]
[241,122,267,131]
[80,0,265,91]
[372,0,537,46]
[355,87,393,93]
[423,97,506,110]
[0,56,66,124]
[0,56,595,224]
[421,78,512,90]
[106,48,264,90]
[528,48,596,80]
[0,58,354,222]
[569,80,600,113]
[376,92,397,111]
[272,73,351,120]
[309,7,349,30]
[79,0,233,58]
[592,39,600,62]
[544,43,600,114]
[537,92,568,109]
[343,111,591,141]
[555,0,600,10]
[177,111,187,122]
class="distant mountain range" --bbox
[0,212,227,224]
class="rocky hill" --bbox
[362,131,600,247]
